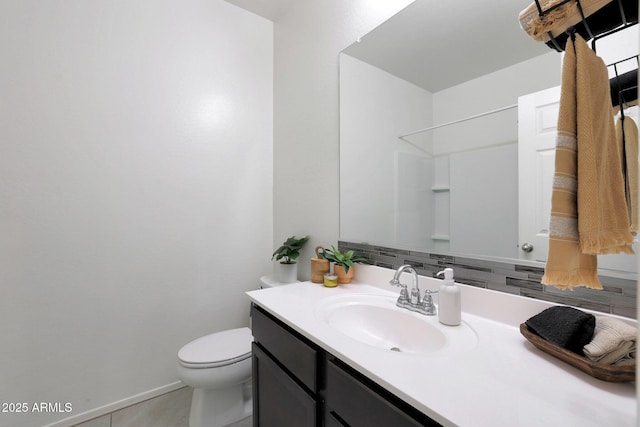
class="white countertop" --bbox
[247,265,636,426]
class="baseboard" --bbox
[42,381,186,427]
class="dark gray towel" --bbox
[525,306,596,355]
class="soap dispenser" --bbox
[437,268,461,326]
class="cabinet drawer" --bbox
[251,304,318,392]
[326,359,440,427]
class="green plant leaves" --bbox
[320,245,367,272]
[272,235,309,263]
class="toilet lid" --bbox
[178,327,252,368]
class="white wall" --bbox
[432,52,561,154]
[0,1,273,426]
[450,144,519,258]
[339,53,433,248]
[273,0,414,279]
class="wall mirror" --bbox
[339,0,639,277]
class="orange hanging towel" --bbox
[542,34,633,291]
[616,117,639,235]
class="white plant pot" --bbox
[277,262,298,283]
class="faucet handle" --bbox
[420,290,437,316]
[395,286,410,308]
[390,277,410,308]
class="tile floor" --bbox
[73,385,253,427]
[72,386,192,427]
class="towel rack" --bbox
[609,54,639,107]
[534,0,638,52]
[608,54,638,192]
[534,0,639,107]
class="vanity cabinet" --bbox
[251,304,441,427]
[251,304,320,426]
[252,344,318,426]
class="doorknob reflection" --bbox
[521,243,534,252]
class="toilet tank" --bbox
[259,275,297,289]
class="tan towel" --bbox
[542,35,599,290]
[575,36,634,256]
[542,35,633,290]
[616,117,639,235]
[519,0,612,42]
[583,316,636,366]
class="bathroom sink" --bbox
[315,293,477,355]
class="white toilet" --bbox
[176,276,287,427]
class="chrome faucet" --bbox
[389,265,436,315]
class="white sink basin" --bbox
[315,293,478,355]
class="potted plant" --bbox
[272,235,309,283]
[321,246,368,284]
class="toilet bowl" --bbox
[177,327,252,427]
[177,276,288,427]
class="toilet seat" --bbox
[178,327,252,369]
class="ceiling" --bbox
[343,0,551,92]
[225,0,294,21]
[225,0,552,92]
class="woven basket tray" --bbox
[519,323,635,382]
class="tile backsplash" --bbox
[340,241,637,318]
